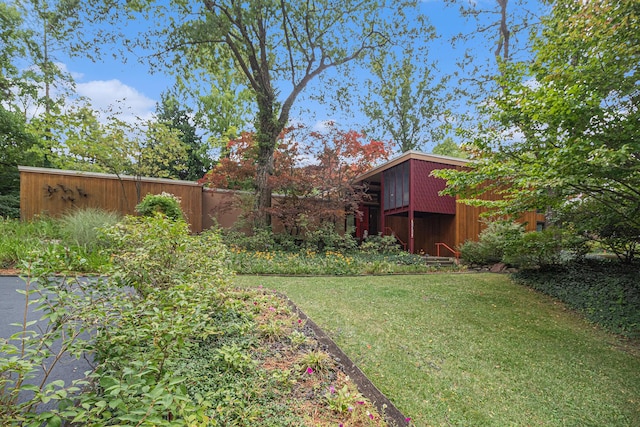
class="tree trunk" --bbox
[255,142,274,227]
[254,93,281,227]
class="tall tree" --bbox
[85,0,425,225]
[201,123,389,234]
[434,0,640,258]
[361,46,447,153]
[431,137,467,159]
[0,3,42,216]
[155,93,212,181]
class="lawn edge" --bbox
[279,292,411,427]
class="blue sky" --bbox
[54,0,541,150]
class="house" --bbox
[352,151,544,256]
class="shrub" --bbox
[502,227,565,268]
[459,221,524,266]
[60,208,121,250]
[0,193,20,219]
[302,222,357,253]
[221,227,279,251]
[101,214,230,294]
[0,217,61,268]
[135,192,184,221]
[360,233,402,254]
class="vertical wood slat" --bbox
[19,167,203,232]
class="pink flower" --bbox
[268,306,275,311]
[306,367,314,374]
[405,417,412,423]
[348,406,354,412]
[367,411,374,419]
[329,385,336,394]
[356,401,365,405]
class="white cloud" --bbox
[311,119,336,133]
[76,79,156,123]
[55,62,84,80]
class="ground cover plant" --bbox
[1,213,389,426]
[234,274,640,427]
[226,247,444,275]
[0,210,115,273]
[513,259,640,338]
[220,227,458,275]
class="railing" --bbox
[435,242,460,260]
[384,227,407,251]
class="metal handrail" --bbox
[435,242,460,259]
[384,227,407,251]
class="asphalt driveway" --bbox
[0,275,92,413]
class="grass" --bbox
[233,273,640,427]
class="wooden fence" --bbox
[19,166,203,232]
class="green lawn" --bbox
[233,273,640,427]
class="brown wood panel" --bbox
[20,167,203,232]
[414,214,456,256]
[454,192,544,248]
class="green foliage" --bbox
[362,46,445,153]
[431,137,468,159]
[434,0,640,259]
[325,383,365,414]
[2,214,389,426]
[513,260,640,338]
[360,233,402,254]
[101,214,230,295]
[227,248,451,275]
[155,93,213,181]
[60,208,121,250]
[502,227,576,269]
[0,192,20,219]
[302,223,358,253]
[557,198,639,263]
[135,192,184,221]
[459,221,525,266]
[222,227,279,252]
[0,217,61,268]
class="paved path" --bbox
[0,276,92,413]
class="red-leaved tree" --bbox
[200,123,389,235]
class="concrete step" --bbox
[424,256,458,266]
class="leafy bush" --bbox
[0,193,20,219]
[459,221,524,266]
[360,233,402,254]
[2,219,387,425]
[502,227,566,268]
[302,222,358,253]
[60,207,121,250]
[513,260,640,337]
[101,214,230,295]
[135,192,184,221]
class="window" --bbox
[383,162,409,210]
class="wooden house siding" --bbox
[353,151,544,254]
